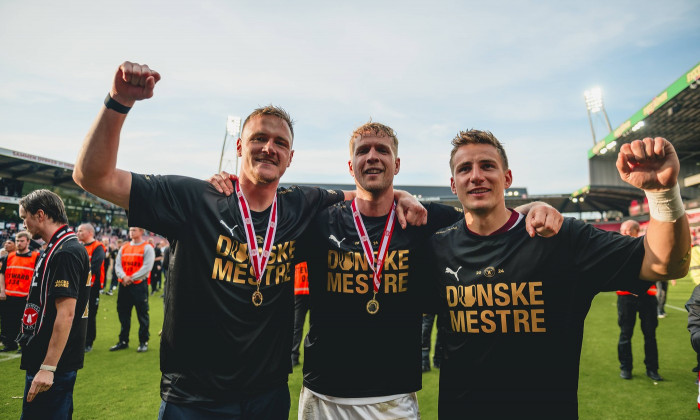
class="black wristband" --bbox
[104,94,132,114]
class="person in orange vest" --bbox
[291,262,309,367]
[76,223,106,353]
[616,219,662,381]
[0,232,40,352]
[110,227,154,353]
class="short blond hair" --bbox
[349,121,399,156]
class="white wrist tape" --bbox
[645,183,685,222]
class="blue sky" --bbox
[1,0,699,194]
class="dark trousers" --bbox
[1,295,26,349]
[117,281,150,344]
[291,295,309,363]
[85,283,101,347]
[656,281,668,315]
[22,370,77,420]
[151,268,162,294]
[158,383,290,420]
[109,265,119,290]
[421,313,444,366]
[617,293,659,371]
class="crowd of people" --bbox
[0,60,695,420]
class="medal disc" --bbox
[366,298,379,314]
[252,290,263,307]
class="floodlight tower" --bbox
[218,115,242,174]
[584,87,613,146]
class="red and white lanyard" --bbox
[350,199,396,293]
[235,181,277,287]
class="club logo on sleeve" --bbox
[22,304,40,328]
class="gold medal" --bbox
[366,298,379,315]
[252,290,263,307]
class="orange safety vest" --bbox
[617,283,657,297]
[4,251,39,297]
[294,262,309,295]
[84,240,105,288]
[118,242,151,284]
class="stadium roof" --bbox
[0,147,78,188]
[562,61,700,215]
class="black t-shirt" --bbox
[428,217,648,419]
[128,173,344,403]
[299,201,462,397]
[20,238,90,373]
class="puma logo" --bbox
[329,235,345,248]
[220,220,239,236]
[445,266,462,281]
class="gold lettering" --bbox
[532,309,546,332]
[356,274,369,294]
[216,235,232,257]
[511,282,528,306]
[342,273,354,293]
[398,250,409,270]
[513,310,530,332]
[494,283,510,305]
[384,250,397,271]
[328,273,342,292]
[212,258,233,283]
[384,273,397,293]
[496,310,511,333]
[477,283,493,306]
[529,282,544,305]
[398,272,408,292]
[459,285,477,307]
[446,286,458,307]
[466,310,479,333]
[232,263,248,284]
[328,250,339,269]
[340,252,353,271]
[450,310,465,332]
[354,251,369,271]
[274,264,286,284]
[480,310,496,333]
[231,241,248,263]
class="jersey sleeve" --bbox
[129,173,211,238]
[296,186,345,218]
[48,252,84,299]
[425,202,464,232]
[565,218,647,295]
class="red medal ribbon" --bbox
[235,181,278,286]
[351,199,397,293]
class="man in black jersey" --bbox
[17,190,90,419]
[73,61,425,420]
[429,130,690,419]
[211,122,564,417]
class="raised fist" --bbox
[110,61,161,107]
[616,137,679,191]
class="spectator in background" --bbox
[616,220,663,381]
[656,278,676,318]
[105,239,123,296]
[0,232,40,352]
[148,238,163,296]
[76,223,106,353]
[110,227,154,353]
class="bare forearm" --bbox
[74,106,132,209]
[641,216,691,280]
[43,298,76,366]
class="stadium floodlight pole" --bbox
[584,87,613,146]
[218,115,242,174]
